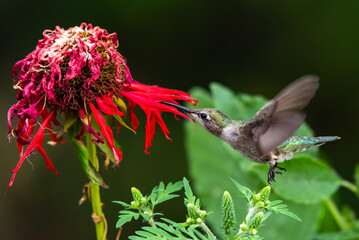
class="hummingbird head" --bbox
[161,102,231,136]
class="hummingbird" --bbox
[162,75,340,183]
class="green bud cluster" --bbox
[259,186,271,202]
[248,212,264,229]
[131,187,147,207]
[235,186,273,239]
[250,186,272,210]
[221,191,237,237]
[131,187,143,201]
[186,203,207,224]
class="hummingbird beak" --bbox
[161,101,194,114]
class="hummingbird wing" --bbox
[242,75,319,156]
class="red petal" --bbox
[7,111,57,191]
[96,95,124,117]
[36,146,59,174]
[40,109,58,143]
[118,81,199,154]
[89,102,122,164]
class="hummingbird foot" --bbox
[267,163,286,184]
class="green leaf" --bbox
[64,113,79,132]
[112,200,132,208]
[260,199,321,240]
[113,96,128,115]
[267,200,302,222]
[141,226,174,238]
[210,82,242,119]
[129,217,211,240]
[67,121,89,175]
[250,156,341,204]
[150,180,183,207]
[183,177,196,204]
[116,210,140,228]
[113,114,136,134]
[88,161,108,188]
[231,178,253,202]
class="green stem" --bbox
[340,179,359,197]
[87,134,107,240]
[235,206,257,238]
[90,183,106,239]
[323,198,350,231]
[201,222,216,239]
[148,215,157,228]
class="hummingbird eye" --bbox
[199,113,209,120]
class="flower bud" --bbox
[257,201,265,209]
[240,223,248,232]
[248,211,264,229]
[187,203,200,219]
[253,193,261,202]
[131,187,144,202]
[221,191,237,237]
[259,186,271,202]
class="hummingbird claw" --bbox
[276,166,286,172]
[267,163,286,184]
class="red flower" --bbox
[7,23,197,189]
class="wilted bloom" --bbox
[8,23,197,190]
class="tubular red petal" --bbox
[89,102,122,164]
[40,109,58,143]
[7,111,55,190]
[36,146,59,174]
[96,95,124,117]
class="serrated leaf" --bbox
[116,211,140,228]
[112,200,132,208]
[260,199,321,240]
[183,177,195,204]
[141,226,174,238]
[250,156,341,204]
[231,178,253,202]
[267,201,302,222]
[133,230,157,238]
[150,181,183,207]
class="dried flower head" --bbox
[7,23,197,190]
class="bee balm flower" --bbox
[7,23,197,190]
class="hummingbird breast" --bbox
[221,125,270,164]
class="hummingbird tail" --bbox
[276,136,340,153]
[312,136,341,145]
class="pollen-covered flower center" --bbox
[55,50,125,110]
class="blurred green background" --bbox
[0,0,358,239]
